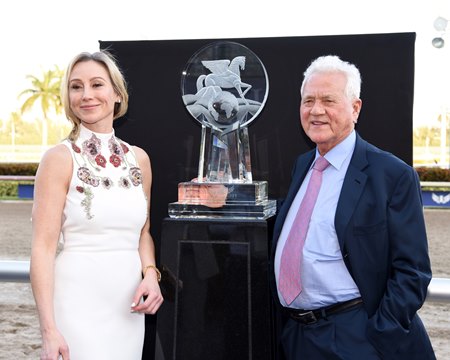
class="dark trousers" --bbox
[280,304,380,360]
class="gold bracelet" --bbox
[143,265,161,282]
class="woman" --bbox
[30,51,163,360]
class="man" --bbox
[269,55,435,359]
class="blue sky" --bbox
[1,0,448,127]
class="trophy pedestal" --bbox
[168,180,276,220]
[156,217,276,360]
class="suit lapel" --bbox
[285,152,315,210]
[275,134,370,251]
[335,134,369,249]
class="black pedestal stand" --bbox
[155,217,276,360]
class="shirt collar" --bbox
[314,130,356,170]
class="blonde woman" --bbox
[30,51,163,360]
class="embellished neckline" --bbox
[69,125,143,220]
[79,124,114,142]
[72,125,130,171]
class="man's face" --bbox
[300,71,361,155]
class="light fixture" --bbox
[434,17,448,32]
[432,16,448,49]
[432,37,445,49]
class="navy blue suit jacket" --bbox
[269,133,434,358]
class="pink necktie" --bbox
[279,156,330,305]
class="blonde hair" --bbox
[60,50,129,141]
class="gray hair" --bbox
[300,55,361,100]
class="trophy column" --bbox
[156,41,277,359]
[157,218,276,360]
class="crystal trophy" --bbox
[168,41,276,219]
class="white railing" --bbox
[0,260,30,282]
[0,260,449,303]
[426,278,450,303]
[421,181,450,188]
[0,175,36,181]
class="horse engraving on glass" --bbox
[169,41,275,219]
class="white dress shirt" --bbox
[275,131,361,309]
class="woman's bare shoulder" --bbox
[37,143,72,176]
[132,145,151,168]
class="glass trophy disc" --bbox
[169,41,276,219]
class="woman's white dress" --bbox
[54,125,147,359]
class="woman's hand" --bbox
[40,328,70,360]
[130,274,163,314]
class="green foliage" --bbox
[18,65,65,147]
[0,164,37,199]
[19,65,64,117]
[0,163,38,175]
[0,181,18,198]
[0,64,69,150]
[415,166,450,182]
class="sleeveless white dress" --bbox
[54,125,147,359]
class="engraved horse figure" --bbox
[196,56,252,104]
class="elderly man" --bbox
[269,55,435,359]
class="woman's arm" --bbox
[130,146,163,314]
[30,144,72,359]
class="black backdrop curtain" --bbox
[100,32,415,359]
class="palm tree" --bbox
[9,112,21,148]
[19,66,64,147]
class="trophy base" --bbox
[168,200,276,220]
[168,181,276,220]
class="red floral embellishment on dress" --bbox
[109,138,122,155]
[86,142,99,156]
[108,136,126,166]
[129,167,142,186]
[82,134,102,159]
[77,167,91,182]
[70,130,143,220]
[72,143,81,153]
[121,143,129,154]
[101,177,112,189]
[88,177,100,187]
[119,177,131,188]
[77,167,100,187]
[95,154,107,168]
[109,154,121,167]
